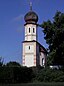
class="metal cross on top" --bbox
[30,1,32,11]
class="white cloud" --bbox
[12,14,24,22]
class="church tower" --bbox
[22,3,47,67]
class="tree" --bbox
[40,11,64,65]
[0,61,34,83]
[34,67,64,82]
[6,61,21,67]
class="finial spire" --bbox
[29,1,32,11]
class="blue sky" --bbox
[0,0,64,64]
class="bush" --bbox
[34,67,64,82]
[0,63,64,83]
[0,66,34,83]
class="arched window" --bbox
[33,28,35,33]
[42,58,44,65]
[29,46,30,50]
[29,28,30,33]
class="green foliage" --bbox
[6,61,21,67]
[34,67,64,82]
[47,50,56,65]
[40,11,64,65]
[0,62,64,83]
[0,62,34,83]
[1,83,64,86]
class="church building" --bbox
[22,4,47,67]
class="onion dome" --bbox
[24,2,38,24]
[24,11,38,24]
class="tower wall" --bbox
[22,42,37,67]
[25,24,37,41]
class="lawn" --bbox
[0,83,64,86]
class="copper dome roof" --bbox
[24,11,38,23]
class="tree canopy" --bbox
[40,11,64,65]
[6,61,21,67]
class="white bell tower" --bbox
[22,2,47,67]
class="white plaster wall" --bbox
[22,43,25,66]
[22,42,37,67]
[22,42,46,67]
[32,35,36,41]
[25,36,27,41]
[25,45,34,53]
[25,55,34,67]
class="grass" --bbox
[0,82,64,86]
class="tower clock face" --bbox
[25,45,34,53]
